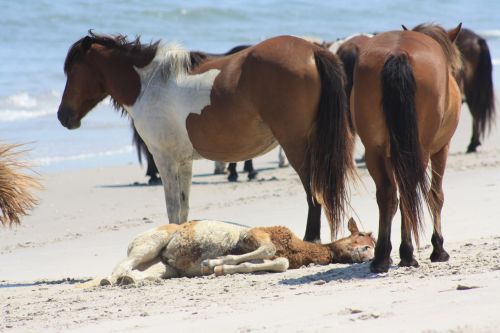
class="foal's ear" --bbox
[448,22,462,42]
[347,218,359,235]
[401,25,409,31]
[81,36,93,52]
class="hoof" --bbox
[148,177,162,185]
[227,174,238,182]
[214,266,225,276]
[430,250,450,262]
[370,258,392,273]
[466,143,480,153]
[247,170,258,181]
[398,258,419,268]
[99,278,111,286]
[116,276,134,286]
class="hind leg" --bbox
[429,145,450,262]
[227,163,238,182]
[244,160,258,180]
[466,118,481,153]
[399,210,419,267]
[214,258,289,276]
[113,259,179,285]
[366,148,398,273]
[278,147,288,167]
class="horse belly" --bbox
[162,221,245,276]
[186,107,277,162]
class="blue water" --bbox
[1,1,499,172]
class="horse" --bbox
[350,23,463,273]
[57,32,355,242]
[0,143,41,226]
[79,218,375,287]
[333,28,495,155]
[455,28,496,153]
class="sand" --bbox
[1,104,500,332]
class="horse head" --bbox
[330,218,376,263]
[58,34,108,129]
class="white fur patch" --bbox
[125,44,220,160]
[328,33,374,53]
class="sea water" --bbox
[1,0,499,172]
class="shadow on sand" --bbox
[0,278,91,289]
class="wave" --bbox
[479,30,500,39]
[492,58,500,66]
[31,145,135,166]
[0,91,60,122]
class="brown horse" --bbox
[455,28,496,153]
[351,23,463,272]
[57,32,355,242]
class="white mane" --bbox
[328,33,374,53]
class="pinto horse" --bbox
[351,24,463,272]
[57,32,355,242]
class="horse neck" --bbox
[93,47,151,108]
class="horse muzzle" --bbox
[57,105,81,130]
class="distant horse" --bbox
[351,23,462,273]
[57,32,354,242]
[333,28,495,154]
[0,143,40,226]
[455,28,496,153]
[79,218,375,286]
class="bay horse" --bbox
[351,23,463,273]
[79,218,375,286]
[0,143,40,226]
[455,28,496,153]
[57,32,355,242]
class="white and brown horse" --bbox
[57,33,355,242]
[351,24,463,272]
[80,218,375,286]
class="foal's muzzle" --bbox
[57,105,81,130]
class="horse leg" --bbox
[102,225,175,285]
[366,149,398,273]
[399,207,419,267]
[227,163,238,182]
[116,259,179,285]
[278,146,288,168]
[214,161,226,175]
[244,160,258,180]
[467,117,481,153]
[145,149,161,185]
[214,258,289,276]
[280,141,322,242]
[154,153,192,224]
[429,145,451,262]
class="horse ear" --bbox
[81,36,93,52]
[402,25,409,31]
[347,218,359,235]
[448,23,462,42]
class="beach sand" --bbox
[1,102,500,333]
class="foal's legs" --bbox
[429,144,451,262]
[214,258,290,276]
[366,148,398,273]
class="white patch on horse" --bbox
[125,43,220,160]
[328,33,374,53]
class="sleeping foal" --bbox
[81,218,375,287]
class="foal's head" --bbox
[330,218,376,263]
[57,31,158,129]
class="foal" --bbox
[80,218,375,287]
[351,24,463,272]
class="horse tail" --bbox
[0,143,41,226]
[336,46,359,131]
[381,53,429,246]
[466,37,495,138]
[310,48,355,239]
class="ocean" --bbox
[1,0,499,172]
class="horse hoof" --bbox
[247,171,258,180]
[214,266,225,276]
[99,278,111,286]
[227,174,238,182]
[370,259,391,273]
[398,258,419,268]
[116,276,134,285]
[430,250,450,262]
[148,177,162,185]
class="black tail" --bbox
[310,49,355,239]
[381,53,429,246]
[465,37,496,139]
[336,46,359,131]
[131,122,159,178]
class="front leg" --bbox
[153,153,193,224]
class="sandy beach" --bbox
[1,101,500,332]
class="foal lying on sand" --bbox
[81,219,375,287]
